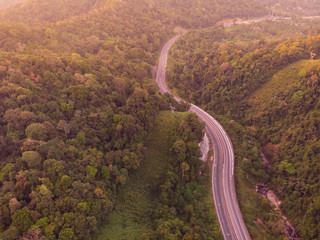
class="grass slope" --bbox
[248,59,320,112]
[97,111,190,240]
[236,59,320,239]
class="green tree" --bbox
[0,226,19,240]
[86,165,98,178]
[173,140,186,162]
[12,207,33,234]
[25,123,48,141]
[57,175,72,192]
[22,151,42,168]
[0,163,15,182]
[101,166,110,182]
[58,228,76,240]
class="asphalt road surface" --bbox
[156,36,251,240]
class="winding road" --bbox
[156,36,251,240]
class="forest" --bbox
[0,0,254,238]
[167,18,320,239]
[0,2,171,239]
[1,0,320,239]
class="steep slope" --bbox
[166,20,320,239]
[246,59,320,239]
[0,0,268,239]
[2,0,317,239]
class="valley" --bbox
[0,0,320,239]
[167,17,320,239]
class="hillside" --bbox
[167,19,320,239]
[0,0,269,27]
[1,0,320,239]
[0,0,179,239]
[247,59,320,239]
[268,0,320,17]
[248,59,320,112]
[0,0,23,9]
[98,111,221,240]
[0,0,275,239]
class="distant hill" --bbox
[0,0,269,27]
[265,0,320,16]
[0,0,106,25]
[0,0,23,9]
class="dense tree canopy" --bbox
[0,0,269,27]
[167,20,320,239]
[0,0,267,238]
[0,0,175,239]
[1,0,319,239]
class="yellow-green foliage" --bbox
[248,59,320,112]
[98,111,189,240]
[168,25,320,238]
[98,111,220,239]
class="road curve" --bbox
[156,36,251,240]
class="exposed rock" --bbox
[151,65,158,79]
[260,147,270,169]
[199,132,209,162]
[256,183,300,240]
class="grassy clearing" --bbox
[97,111,190,240]
[248,59,320,111]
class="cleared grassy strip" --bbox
[248,59,320,111]
[97,111,190,240]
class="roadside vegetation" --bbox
[98,111,222,240]
[0,0,274,238]
[167,19,320,239]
